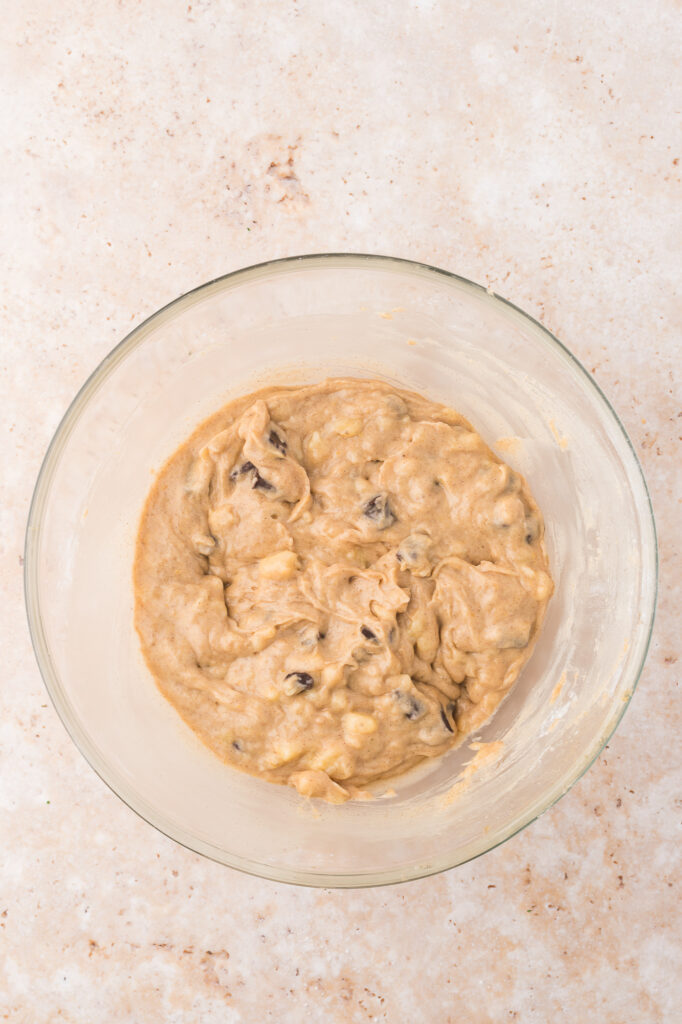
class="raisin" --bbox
[406,699,422,720]
[440,706,454,733]
[360,625,379,642]
[396,533,430,567]
[284,671,314,693]
[233,461,276,491]
[269,429,287,455]
[393,690,425,721]
[252,469,275,491]
[230,460,255,482]
[229,460,275,491]
[362,493,396,530]
[524,514,539,543]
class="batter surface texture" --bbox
[134,378,553,802]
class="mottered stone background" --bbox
[1,1,680,1021]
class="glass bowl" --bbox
[24,254,657,887]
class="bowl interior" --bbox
[26,256,656,886]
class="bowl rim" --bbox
[24,252,658,888]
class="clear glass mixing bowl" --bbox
[24,254,657,887]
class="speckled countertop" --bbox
[2,2,680,1021]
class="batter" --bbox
[134,379,553,803]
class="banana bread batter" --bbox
[134,379,553,802]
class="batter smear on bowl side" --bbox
[134,379,553,803]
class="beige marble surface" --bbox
[2,1,681,1020]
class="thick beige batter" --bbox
[134,379,553,802]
